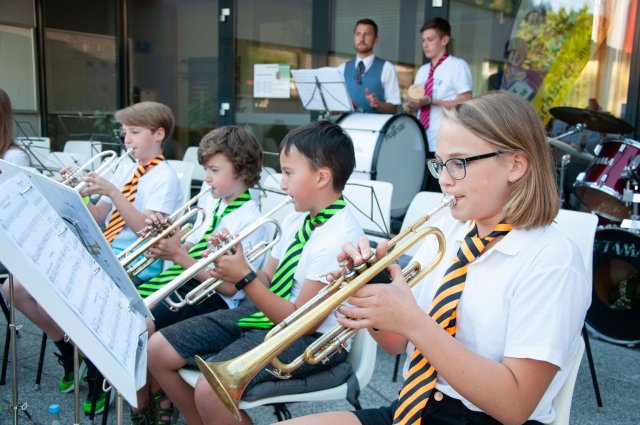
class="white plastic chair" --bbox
[550,208,602,413]
[63,140,102,165]
[344,180,393,243]
[399,191,446,258]
[178,329,377,420]
[167,159,195,203]
[183,146,204,183]
[549,338,585,425]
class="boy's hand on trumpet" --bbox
[143,214,183,261]
[79,171,117,198]
[206,228,253,284]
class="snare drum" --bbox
[574,138,640,220]
[586,226,640,345]
[338,113,427,217]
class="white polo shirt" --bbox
[101,160,183,280]
[414,55,472,151]
[407,212,590,423]
[185,190,265,309]
[271,205,364,334]
[3,147,30,167]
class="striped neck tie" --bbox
[103,155,165,244]
[237,197,347,329]
[392,220,512,425]
[419,53,449,131]
[137,191,251,298]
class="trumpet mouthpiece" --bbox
[442,193,456,207]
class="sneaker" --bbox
[56,354,87,393]
[83,387,114,415]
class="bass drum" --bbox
[586,226,640,345]
[338,113,427,217]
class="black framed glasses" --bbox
[427,151,503,180]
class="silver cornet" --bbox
[62,149,134,192]
[118,188,211,278]
[144,197,293,311]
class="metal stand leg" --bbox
[8,274,30,424]
[392,354,401,382]
[35,333,47,388]
[1,299,11,385]
[582,325,603,407]
[73,344,81,425]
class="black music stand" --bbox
[291,68,353,120]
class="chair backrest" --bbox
[63,140,102,165]
[183,146,204,182]
[167,159,195,204]
[44,152,86,169]
[345,329,377,388]
[344,180,393,240]
[551,209,598,275]
[16,136,51,170]
[400,191,446,258]
[549,338,585,425]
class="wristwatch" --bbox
[235,270,257,291]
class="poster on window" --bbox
[253,64,291,98]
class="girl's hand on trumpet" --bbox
[333,236,423,353]
[79,171,118,198]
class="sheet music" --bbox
[0,173,144,382]
[292,67,353,112]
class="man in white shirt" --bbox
[338,18,401,114]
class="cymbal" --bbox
[550,106,634,134]
[547,138,595,162]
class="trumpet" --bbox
[143,197,293,311]
[118,189,211,278]
[63,149,134,192]
[195,193,456,420]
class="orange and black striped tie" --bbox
[103,155,165,244]
[392,220,512,425]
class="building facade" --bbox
[1,0,638,167]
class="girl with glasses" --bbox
[279,91,590,425]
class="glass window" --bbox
[128,0,219,159]
[43,0,117,150]
[234,0,313,170]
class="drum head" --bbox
[586,227,640,345]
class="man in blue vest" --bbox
[338,18,400,114]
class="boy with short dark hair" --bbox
[146,120,364,425]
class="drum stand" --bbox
[557,154,571,208]
[6,274,34,424]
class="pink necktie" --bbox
[419,53,449,130]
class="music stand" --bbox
[292,67,353,119]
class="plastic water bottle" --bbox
[48,404,62,425]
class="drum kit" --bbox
[550,106,640,346]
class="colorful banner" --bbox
[530,9,593,125]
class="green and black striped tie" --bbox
[237,197,346,329]
[137,191,251,298]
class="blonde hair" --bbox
[442,91,559,229]
[115,101,175,144]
